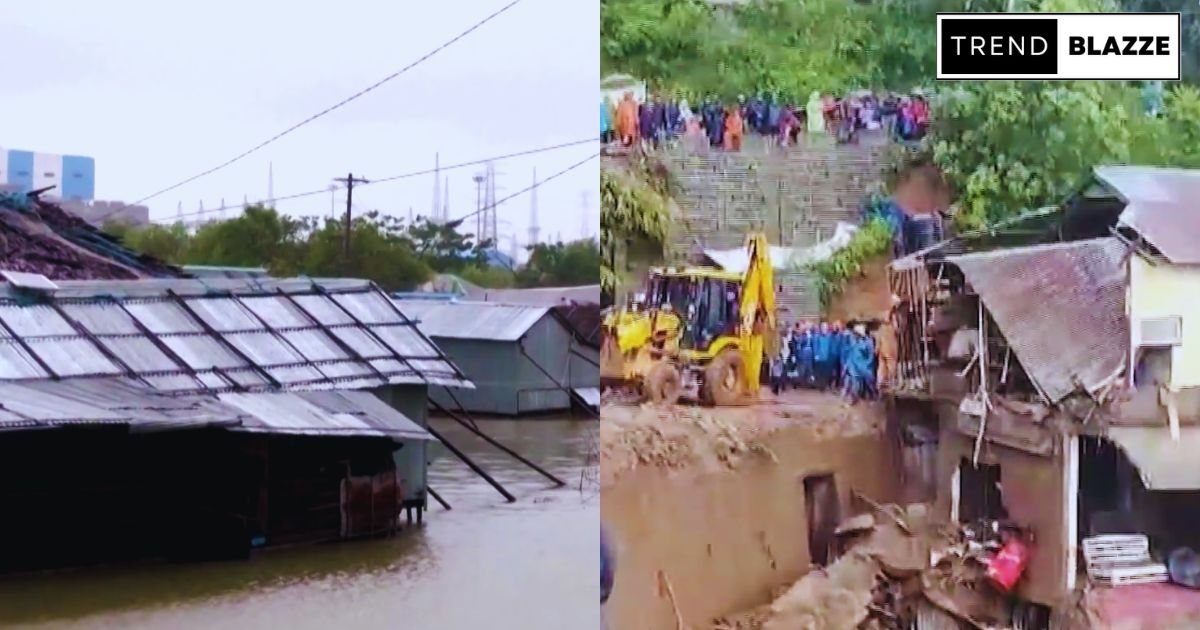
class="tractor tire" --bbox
[644,362,682,406]
[703,349,745,406]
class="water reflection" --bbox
[0,418,598,630]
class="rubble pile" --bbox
[600,406,777,481]
[713,504,1026,630]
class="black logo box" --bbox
[940,19,1058,75]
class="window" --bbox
[43,172,56,178]
[958,459,1007,523]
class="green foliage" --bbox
[518,240,601,288]
[183,205,310,272]
[104,221,190,263]
[928,82,1200,229]
[405,216,492,272]
[460,265,516,289]
[807,218,893,312]
[601,0,954,99]
[290,212,431,292]
[111,205,594,292]
[600,167,671,293]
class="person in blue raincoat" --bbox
[793,322,815,389]
[841,323,877,404]
[830,321,849,391]
[601,98,612,143]
[811,322,834,389]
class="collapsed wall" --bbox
[600,393,899,629]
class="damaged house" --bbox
[886,165,1200,628]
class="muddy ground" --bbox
[601,389,887,488]
[601,390,899,630]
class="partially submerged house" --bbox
[0,273,473,573]
[885,165,1200,627]
[395,300,599,416]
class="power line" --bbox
[454,152,596,225]
[128,0,526,208]
[154,137,595,223]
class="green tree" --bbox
[297,212,431,291]
[460,265,516,289]
[406,216,491,272]
[517,240,601,288]
[928,81,1136,228]
[105,221,191,263]
[600,168,671,293]
[183,205,308,271]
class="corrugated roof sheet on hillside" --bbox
[1094,165,1200,265]
[0,378,433,441]
[948,237,1128,403]
[0,192,183,280]
[395,300,550,341]
[0,277,471,393]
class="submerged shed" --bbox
[395,300,599,416]
[0,275,473,571]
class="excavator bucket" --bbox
[600,326,627,382]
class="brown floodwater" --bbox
[0,417,599,630]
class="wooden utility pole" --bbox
[333,173,369,260]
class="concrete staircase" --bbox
[661,134,892,319]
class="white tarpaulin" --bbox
[703,222,859,273]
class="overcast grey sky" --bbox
[1,0,599,253]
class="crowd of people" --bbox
[600,90,930,151]
[768,318,897,405]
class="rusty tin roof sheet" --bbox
[1094,165,1200,264]
[948,237,1129,403]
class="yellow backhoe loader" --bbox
[600,233,776,406]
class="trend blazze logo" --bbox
[936,13,1181,80]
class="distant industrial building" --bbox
[396,300,599,416]
[0,148,152,227]
[0,147,95,200]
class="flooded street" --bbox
[0,418,599,630]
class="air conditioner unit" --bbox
[1138,316,1182,347]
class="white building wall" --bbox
[32,152,63,192]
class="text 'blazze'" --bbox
[1068,36,1171,56]
[949,35,1050,57]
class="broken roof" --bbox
[395,300,552,341]
[0,277,472,393]
[0,192,183,280]
[0,378,433,441]
[947,237,1128,403]
[1093,165,1200,265]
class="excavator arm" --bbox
[737,233,775,392]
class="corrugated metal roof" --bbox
[220,390,432,440]
[394,300,551,341]
[0,277,472,393]
[948,237,1129,403]
[0,379,239,431]
[0,377,433,441]
[1095,165,1200,264]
